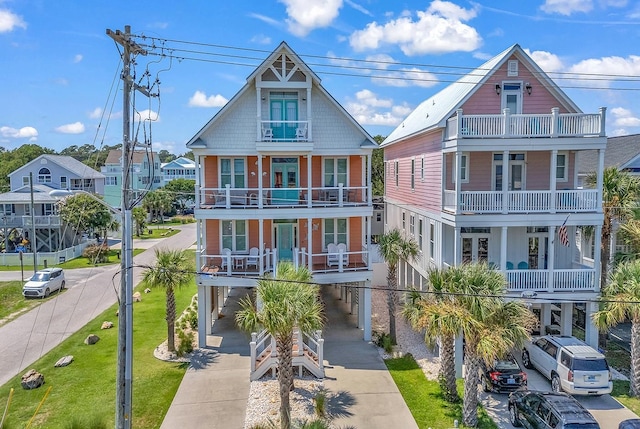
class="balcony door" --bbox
[462,235,489,263]
[272,158,298,205]
[493,153,525,191]
[528,233,549,269]
[501,82,522,114]
[270,92,298,140]
[274,221,297,261]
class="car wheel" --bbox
[44,288,50,298]
[522,350,533,369]
[61,280,66,290]
[551,374,562,393]
[509,404,522,427]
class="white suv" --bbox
[522,335,612,396]
[22,268,66,298]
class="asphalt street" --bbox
[0,223,196,387]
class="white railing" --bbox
[505,269,596,292]
[22,215,61,227]
[444,189,598,214]
[445,107,606,140]
[259,120,309,142]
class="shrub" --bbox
[372,330,393,352]
[187,309,198,329]
[66,415,108,429]
[176,329,194,357]
[313,389,327,418]
[82,244,110,264]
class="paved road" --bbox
[480,353,639,429]
[0,224,196,386]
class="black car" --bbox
[619,420,640,429]
[480,354,527,393]
[509,390,600,429]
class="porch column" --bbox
[306,87,312,140]
[597,149,605,212]
[501,226,508,271]
[258,156,264,207]
[257,88,262,139]
[550,149,557,213]
[502,150,509,214]
[212,285,219,321]
[195,155,202,208]
[454,226,461,266]
[455,151,462,214]
[197,284,210,347]
[366,215,372,269]
[361,280,372,341]
[594,225,602,290]
[548,227,555,292]
[455,333,463,377]
[259,219,265,275]
[584,301,599,348]
[541,303,552,334]
[560,302,573,336]
[366,153,372,205]
[196,218,202,271]
[307,155,312,208]
[307,217,312,271]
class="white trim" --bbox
[452,152,469,184]
[221,219,248,252]
[321,157,349,187]
[556,151,569,182]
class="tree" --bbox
[56,193,113,239]
[235,263,325,429]
[158,149,176,163]
[143,189,173,222]
[371,136,384,197]
[141,249,193,352]
[378,228,419,345]
[132,206,148,236]
[164,178,196,212]
[0,144,54,192]
[593,259,640,396]
[587,167,640,287]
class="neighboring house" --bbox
[160,156,196,185]
[1,155,105,254]
[381,44,606,352]
[188,41,377,367]
[101,149,161,207]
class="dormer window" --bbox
[38,168,51,183]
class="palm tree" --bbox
[236,263,325,429]
[403,267,463,403]
[378,228,419,345]
[593,259,640,396]
[141,249,193,352]
[587,167,640,287]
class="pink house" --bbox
[381,44,606,351]
[187,42,377,352]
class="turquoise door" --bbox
[270,99,298,140]
[272,158,298,205]
[276,223,295,261]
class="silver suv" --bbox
[522,335,612,395]
[22,268,66,298]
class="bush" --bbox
[176,329,194,357]
[313,389,327,418]
[82,243,110,264]
[372,330,393,352]
[187,309,198,329]
[170,215,195,224]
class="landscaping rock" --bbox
[54,355,74,367]
[144,288,151,294]
[133,291,142,302]
[101,321,113,329]
[84,334,100,345]
[21,369,45,390]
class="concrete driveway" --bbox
[480,353,639,429]
[0,224,196,387]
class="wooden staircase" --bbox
[250,328,325,381]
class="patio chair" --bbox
[336,243,349,266]
[246,247,260,269]
[518,261,529,270]
[327,243,339,267]
[295,123,307,141]
[220,248,231,270]
[506,261,514,270]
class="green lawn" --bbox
[613,380,640,416]
[135,227,180,239]
[57,248,145,269]
[0,280,196,428]
[385,355,497,429]
[0,281,42,323]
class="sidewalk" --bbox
[161,285,418,428]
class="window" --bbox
[1,204,13,215]
[324,158,347,187]
[60,176,67,189]
[106,177,118,186]
[402,212,406,230]
[429,222,435,258]
[410,158,415,190]
[556,152,568,181]
[221,220,247,252]
[418,219,423,251]
[508,60,518,76]
[22,176,29,186]
[421,156,425,181]
[220,158,245,188]
[38,168,51,183]
[323,218,347,249]
[394,160,399,187]
[409,214,415,236]
[43,204,54,216]
[502,82,522,114]
[452,153,469,183]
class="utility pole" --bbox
[29,172,37,275]
[106,25,147,429]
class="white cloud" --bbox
[249,13,283,28]
[73,54,83,63]
[0,125,38,140]
[611,107,640,127]
[188,91,228,108]
[566,55,640,87]
[349,1,481,55]
[0,9,26,33]
[372,67,439,88]
[250,34,272,45]
[345,0,372,16]
[151,140,177,154]
[279,0,343,37]
[55,122,85,134]
[541,0,593,15]
[610,128,628,136]
[89,107,102,119]
[345,90,411,126]
[135,109,160,122]
[524,49,565,73]
[148,22,169,30]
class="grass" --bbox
[135,227,180,239]
[0,278,196,428]
[0,281,42,323]
[57,248,145,269]
[385,354,498,429]
[612,380,640,416]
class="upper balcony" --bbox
[444,107,606,145]
[257,120,312,151]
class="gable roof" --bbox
[186,41,375,148]
[381,44,581,147]
[0,184,59,204]
[161,156,196,170]
[578,134,640,176]
[8,154,104,179]
[105,149,157,165]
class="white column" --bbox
[584,301,599,348]
[212,286,219,321]
[197,285,209,347]
[306,87,312,140]
[455,151,462,214]
[594,225,602,290]
[361,281,372,341]
[501,226,508,271]
[548,228,555,292]
[560,303,573,336]
[550,149,557,213]
[541,303,552,333]
[367,153,372,205]
[454,227,461,266]
[597,149,605,212]
[307,155,312,207]
[258,156,264,206]
[455,334,463,378]
[502,151,509,214]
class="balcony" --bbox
[445,108,605,141]
[21,215,62,227]
[443,189,598,214]
[198,185,369,210]
[505,267,596,293]
[258,120,310,149]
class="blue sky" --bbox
[2,0,640,154]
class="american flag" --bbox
[558,217,570,247]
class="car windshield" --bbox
[494,359,520,370]
[573,359,608,371]
[565,424,599,429]
[30,273,50,281]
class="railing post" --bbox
[599,107,607,137]
[297,329,303,356]
[338,183,344,207]
[551,107,559,137]
[225,184,231,209]
[317,337,324,374]
[502,108,510,137]
[250,333,257,373]
[293,248,299,269]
